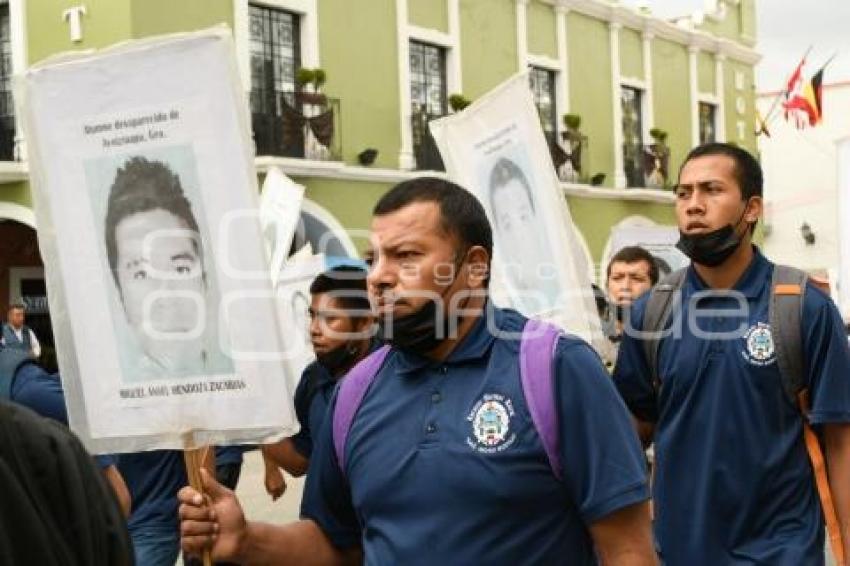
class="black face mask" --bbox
[377,298,448,355]
[377,255,467,355]
[676,207,750,267]
[316,343,361,375]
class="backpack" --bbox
[641,264,845,566]
[332,318,564,480]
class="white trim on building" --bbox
[0,201,35,227]
[398,0,462,171]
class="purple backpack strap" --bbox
[332,345,392,473]
[520,319,563,481]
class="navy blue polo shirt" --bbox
[614,248,850,565]
[292,342,382,459]
[301,306,649,564]
[11,364,115,469]
[291,361,335,458]
[118,450,186,533]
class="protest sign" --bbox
[430,73,608,353]
[20,28,297,453]
[608,224,689,284]
[260,167,305,287]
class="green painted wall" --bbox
[740,0,757,42]
[724,60,757,154]
[698,51,715,94]
[567,196,676,263]
[567,13,613,186]
[651,38,691,179]
[296,177,392,254]
[619,27,643,80]
[460,0,518,98]
[527,1,556,59]
[27,0,133,64]
[408,0,449,33]
[2,181,32,208]
[319,0,401,169]
[130,0,232,38]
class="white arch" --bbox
[598,215,657,288]
[0,202,35,228]
[300,198,360,257]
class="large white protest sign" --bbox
[260,167,305,287]
[20,29,297,453]
[430,73,608,352]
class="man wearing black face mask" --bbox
[179,177,656,565]
[261,265,374,498]
[614,143,850,564]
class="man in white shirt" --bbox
[1,304,40,358]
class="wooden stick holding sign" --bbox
[183,435,214,566]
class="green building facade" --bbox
[0,0,759,315]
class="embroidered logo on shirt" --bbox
[466,393,516,453]
[742,322,776,366]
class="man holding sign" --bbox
[180,178,656,564]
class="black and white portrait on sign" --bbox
[87,146,234,382]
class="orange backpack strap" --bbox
[772,265,845,565]
[799,390,846,566]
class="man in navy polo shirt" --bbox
[179,177,654,564]
[262,265,375,498]
[614,142,850,564]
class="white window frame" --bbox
[233,0,319,94]
[397,0,461,170]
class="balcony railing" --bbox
[251,91,342,161]
[411,110,445,172]
[623,142,647,188]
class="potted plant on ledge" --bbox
[644,127,670,190]
[559,113,587,183]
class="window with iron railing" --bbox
[699,102,717,144]
[409,40,447,171]
[529,67,557,147]
[621,86,645,188]
[248,6,341,160]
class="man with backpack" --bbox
[179,177,656,564]
[614,143,850,564]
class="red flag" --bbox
[785,57,806,99]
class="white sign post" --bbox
[20,28,297,455]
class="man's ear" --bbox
[745,196,763,225]
[464,246,490,289]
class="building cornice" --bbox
[544,0,760,65]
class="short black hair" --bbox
[488,158,535,220]
[679,142,763,200]
[309,265,371,313]
[104,157,201,285]
[7,303,24,312]
[373,177,493,262]
[607,246,660,286]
